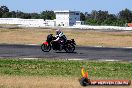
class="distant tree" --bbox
[10,11,17,18]
[107,14,117,21]
[80,12,85,21]
[96,10,109,25]
[85,18,97,25]
[30,13,40,19]
[23,13,31,19]
[118,8,132,23]
[40,10,55,20]
[102,14,117,25]
[15,11,24,18]
[15,11,31,19]
[0,6,9,13]
[85,13,92,20]
[0,10,2,17]
[0,6,9,17]
[2,12,12,18]
[116,19,127,26]
[91,10,98,20]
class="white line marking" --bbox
[27,44,39,45]
[123,47,132,49]
[98,59,120,62]
[20,58,39,60]
[67,58,84,61]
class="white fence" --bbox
[0,18,45,25]
[66,25,132,31]
[0,18,55,27]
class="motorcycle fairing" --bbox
[43,42,49,45]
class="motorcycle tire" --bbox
[41,44,51,52]
[65,43,75,53]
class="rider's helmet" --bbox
[56,29,61,35]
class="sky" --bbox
[0,0,132,14]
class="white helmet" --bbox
[56,29,61,35]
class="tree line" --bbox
[0,5,132,26]
[80,9,132,26]
[0,6,55,20]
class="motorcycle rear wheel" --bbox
[65,44,75,53]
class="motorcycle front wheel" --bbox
[41,44,51,52]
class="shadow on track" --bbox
[55,51,77,54]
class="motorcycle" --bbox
[41,34,76,53]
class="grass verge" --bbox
[0,59,132,79]
[0,59,132,88]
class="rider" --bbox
[53,29,67,50]
[54,29,67,42]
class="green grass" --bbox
[0,59,132,79]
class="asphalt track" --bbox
[0,44,132,61]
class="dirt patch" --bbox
[0,76,82,88]
[0,75,131,88]
[0,28,132,47]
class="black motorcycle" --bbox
[41,34,76,53]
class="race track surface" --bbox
[0,44,132,61]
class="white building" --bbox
[54,10,81,26]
